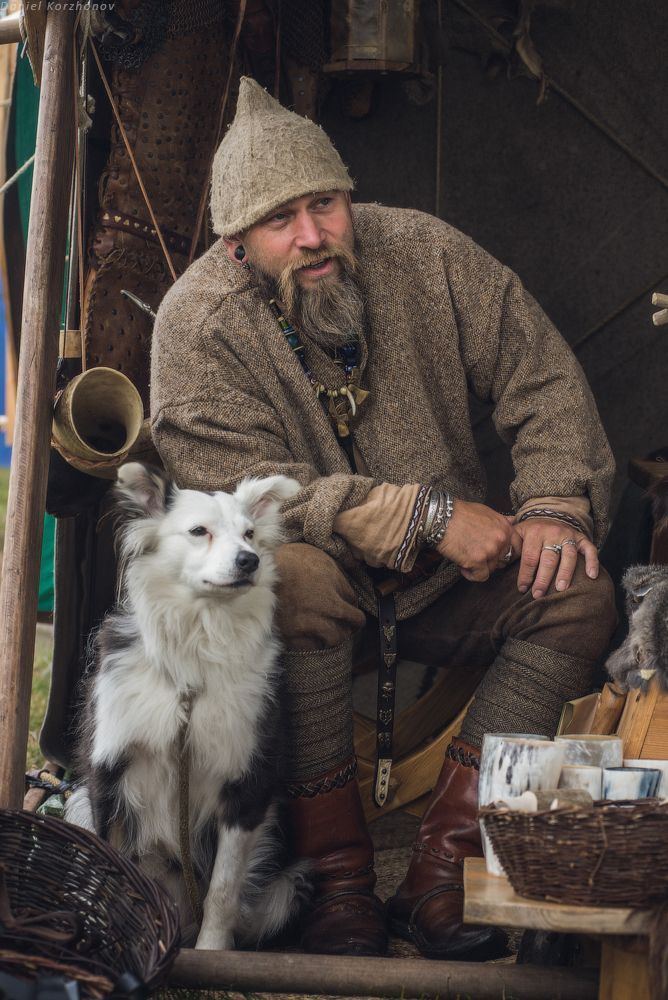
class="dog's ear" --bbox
[234,475,301,520]
[115,462,172,518]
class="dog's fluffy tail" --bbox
[245,860,312,943]
[239,813,312,944]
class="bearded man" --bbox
[151,78,617,960]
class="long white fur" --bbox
[66,464,306,948]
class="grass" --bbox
[0,466,53,772]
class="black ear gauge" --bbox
[234,245,246,262]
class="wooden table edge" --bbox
[463,858,650,936]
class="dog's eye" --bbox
[244,528,255,540]
[189,526,208,537]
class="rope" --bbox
[451,0,668,197]
[72,23,85,360]
[571,267,668,354]
[0,154,35,196]
[434,0,444,218]
[177,693,203,925]
[89,38,178,283]
[188,0,248,265]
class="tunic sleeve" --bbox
[150,305,378,570]
[452,258,614,546]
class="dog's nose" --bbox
[235,550,259,575]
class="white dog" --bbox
[65,462,309,950]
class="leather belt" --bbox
[99,209,197,257]
[373,590,398,807]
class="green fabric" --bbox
[12,51,54,612]
[14,55,37,239]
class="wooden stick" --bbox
[170,949,597,999]
[651,292,668,309]
[0,13,21,45]
[652,307,668,327]
[0,9,75,809]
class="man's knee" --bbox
[274,543,366,651]
[559,561,617,659]
[500,559,617,663]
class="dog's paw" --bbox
[194,926,235,951]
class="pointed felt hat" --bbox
[210,77,354,237]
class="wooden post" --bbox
[0,9,74,808]
[170,949,598,1000]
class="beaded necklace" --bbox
[268,298,368,440]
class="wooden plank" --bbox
[403,791,430,818]
[615,681,660,759]
[170,947,598,999]
[599,939,650,1000]
[463,859,651,937]
[639,692,668,759]
[589,683,627,735]
[0,9,75,808]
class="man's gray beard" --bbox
[255,267,366,351]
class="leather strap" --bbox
[178,691,203,924]
[99,209,195,257]
[373,590,398,807]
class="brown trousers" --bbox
[274,543,617,668]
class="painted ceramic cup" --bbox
[558,764,603,800]
[602,766,661,800]
[479,735,565,876]
[623,759,668,797]
[555,734,623,769]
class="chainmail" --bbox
[168,0,226,37]
[281,0,326,69]
[99,0,226,70]
[99,0,170,71]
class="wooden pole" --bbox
[0,9,74,808]
[170,949,598,1000]
[0,14,21,45]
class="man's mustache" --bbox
[280,245,358,281]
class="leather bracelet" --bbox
[517,507,589,538]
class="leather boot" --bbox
[287,757,388,956]
[386,738,508,960]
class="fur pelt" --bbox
[605,564,668,692]
[65,462,309,949]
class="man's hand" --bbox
[436,499,523,582]
[513,517,599,598]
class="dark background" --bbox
[320,0,668,518]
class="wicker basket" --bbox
[0,809,180,998]
[480,799,668,907]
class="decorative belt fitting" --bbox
[374,591,398,807]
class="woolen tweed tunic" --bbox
[150,204,615,620]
